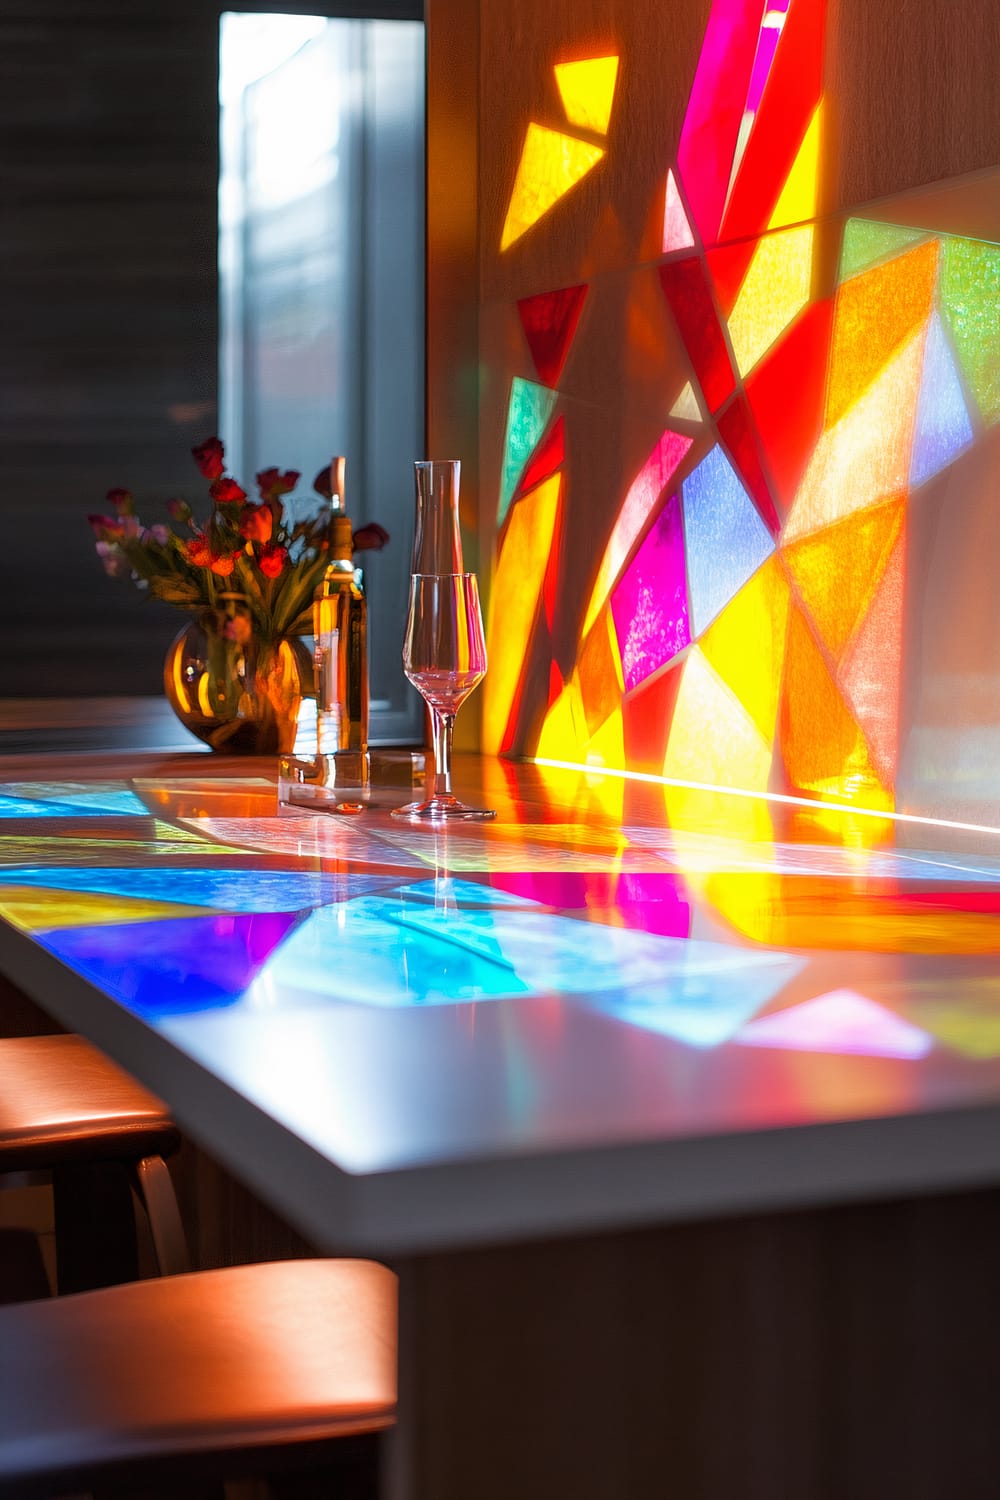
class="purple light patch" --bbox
[736,989,934,1059]
[36,910,306,1017]
[611,492,690,692]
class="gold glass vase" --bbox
[163,596,311,754]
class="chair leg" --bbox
[132,1156,190,1276]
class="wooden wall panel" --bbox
[827,0,1000,212]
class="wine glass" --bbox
[392,572,496,820]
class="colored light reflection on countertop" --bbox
[3,768,1000,1102]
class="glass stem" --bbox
[431,708,455,800]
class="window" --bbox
[219,12,425,742]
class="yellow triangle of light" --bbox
[554,55,619,136]
[535,671,589,762]
[699,555,791,745]
[767,101,823,231]
[500,124,605,251]
[663,648,773,793]
[728,223,815,377]
[483,474,562,752]
[584,704,625,771]
[669,382,703,421]
[0,886,217,932]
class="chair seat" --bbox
[0,1034,178,1171]
[0,1257,398,1496]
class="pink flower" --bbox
[258,543,288,579]
[145,524,170,546]
[209,477,247,506]
[192,437,225,480]
[238,503,273,544]
[95,541,129,578]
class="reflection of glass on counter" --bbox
[278,748,426,815]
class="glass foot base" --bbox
[391,795,496,822]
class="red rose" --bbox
[106,487,134,516]
[87,512,122,539]
[239,503,273,544]
[258,543,288,579]
[192,437,225,480]
[209,477,247,506]
[352,522,390,553]
[256,467,300,500]
[183,533,214,568]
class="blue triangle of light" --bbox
[910,311,975,488]
[682,444,775,636]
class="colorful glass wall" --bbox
[479,0,1000,824]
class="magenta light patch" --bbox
[611,492,690,692]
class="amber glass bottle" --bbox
[312,457,369,765]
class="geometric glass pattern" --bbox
[486,0,1000,817]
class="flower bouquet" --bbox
[87,437,388,753]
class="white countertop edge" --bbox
[5,924,1000,1256]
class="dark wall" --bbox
[0,3,221,694]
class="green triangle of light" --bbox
[940,235,1000,425]
[498,378,557,527]
[838,218,929,282]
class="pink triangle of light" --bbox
[737,989,933,1059]
[662,170,696,255]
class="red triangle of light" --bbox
[517,284,589,387]
[716,397,782,536]
[517,415,565,500]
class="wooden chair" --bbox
[0,1033,188,1292]
[0,1256,397,1497]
